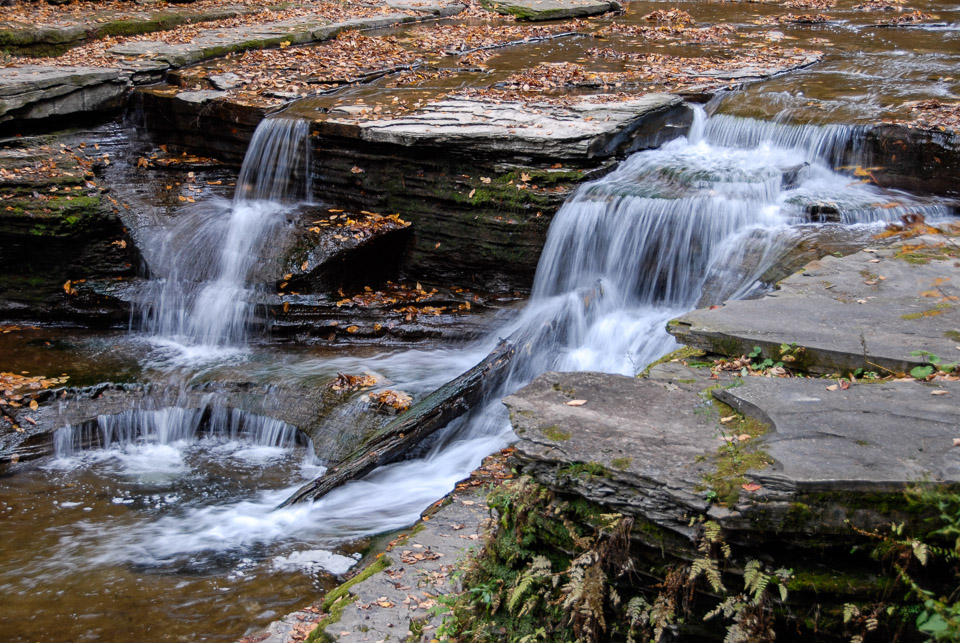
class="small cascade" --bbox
[137,117,312,350]
[288,107,957,535]
[54,406,303,459]
[697,112,862,164]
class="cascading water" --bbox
[259,106,955,537]
[53,406,303,459]
[137,117,312,350]
[6,108,956,643]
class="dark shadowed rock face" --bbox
[859,124,960,198]
[0,135,138,324]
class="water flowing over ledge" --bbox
[136,117,312,351]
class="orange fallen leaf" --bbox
[742,482,761,492]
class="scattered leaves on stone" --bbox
[330,372,378,392]
[369,389,412,413]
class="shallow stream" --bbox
[1,2,959,640]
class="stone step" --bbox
[669,234,960,376]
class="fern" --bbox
[689,556,725,593]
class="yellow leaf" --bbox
[29,399,38,410]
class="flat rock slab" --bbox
[480,0,621,20]
[0,65,130,123]
[108,10,464,75]
[670,240,960,374]
[505,370,716,540]
[325,94,685,161]
[506,369,960,543]
[716,377,960,493]
[0,5,262,56]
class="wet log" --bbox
[279,338,516,506]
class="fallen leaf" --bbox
[742,482,762,492]
[932,390,948,396]
[720,415,736,424]
[565,399,587,406]
[29,399,38,410]
[826,384,839,391]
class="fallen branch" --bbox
[279,338,516,506]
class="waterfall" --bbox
[137,117,312,350]
[53,406,303,458]
[285,107,954,535]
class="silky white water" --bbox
[23,109,956,639]
[136,117,312,353]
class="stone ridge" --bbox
[0,65,130,124]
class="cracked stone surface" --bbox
[670,237,960,375]
[715,376,960,492]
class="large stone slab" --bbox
[716,377,960,492]
[0,5,262,57]
[328,94,686,161]
[107,10,465,76]
[0,65,130,124]
[505,370,716,541]
[506,370,960,545]
[480,0,621,20]
[670,240,960,375]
